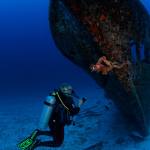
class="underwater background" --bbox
[0,0,150,149]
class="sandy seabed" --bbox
[0,84,150,150]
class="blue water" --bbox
[0,0,149,96]
[0,0,150,150]
[141,0,150,13]
[0,0,94,97]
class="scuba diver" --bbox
[90,56,129,75]
[18,83,86,150]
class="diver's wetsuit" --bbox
[35,90,80,148]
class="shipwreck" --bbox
[49,0,150,136]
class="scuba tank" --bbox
[38,95,56,129]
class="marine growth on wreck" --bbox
[49,0,150,136]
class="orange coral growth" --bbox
[99,14,108,21]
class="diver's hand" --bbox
[78,97,87,107]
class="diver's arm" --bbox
[70,104,80,115]
[112,62,123,69]
[112,61,129,69]
[103,59,112,67]
[69,98,86,115]
[97,57,104,64]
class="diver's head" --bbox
[90,64,96,72]
[59,83,73,97]
[90,64,101,72]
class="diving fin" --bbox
[27,139,41,150]
[18,137,33,150]
[17,130,39,150]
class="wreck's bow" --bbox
[49,0,150,136]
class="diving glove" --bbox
[82,97,87,103]
[78,97,87,107]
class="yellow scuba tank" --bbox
[38,95,56,129]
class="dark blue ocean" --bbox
[0,0,150,150]
[0,0,95,98]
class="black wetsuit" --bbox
[35,90,80,148]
